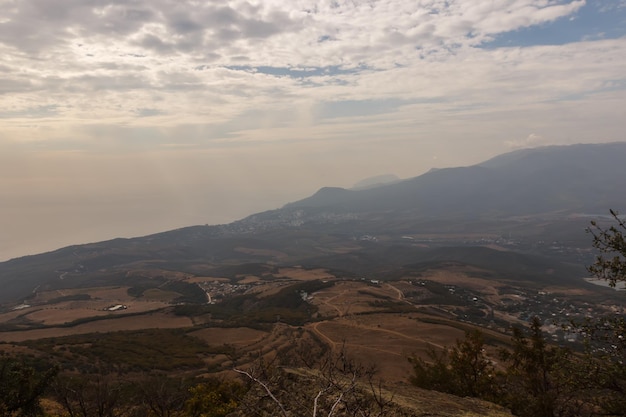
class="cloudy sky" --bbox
[1,0,625,260]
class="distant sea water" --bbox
[585,278,626,291]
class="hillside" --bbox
[284,142,626,216]
[1,143,625,416]
[2,142,624,305]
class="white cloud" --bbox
[505,133,547,149]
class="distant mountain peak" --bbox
[284,142,626,216]
[351,174,401,190]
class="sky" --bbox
[1,0,625,261]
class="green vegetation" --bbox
[588,209,626,288]
[410,329,496,398]
[0,354,57,417]
[51,373,247,417]
[185,379,245,417]
[127,278,207,303]
[206,263,278,281]
[175,280,332,327]
[410,211,626,417]
[410,318,601,417]
[163,281,208,304]
[367,300,416,313]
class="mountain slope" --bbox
[0,142,623,305]
[284,142,626,217]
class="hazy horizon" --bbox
[1,0,625,261]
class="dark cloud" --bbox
[137,33,175,54]
[0,104,59,118]
[70,74,151,91]
[0,1,301,57]
[135,108,164,117]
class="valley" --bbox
[0,143,625,416]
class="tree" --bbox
[409,330,496,398]
[184,378,244,417]
[232,340,405,417]
[410,320,595,417]
[585,209,626,415]
[587,209,626,287]
[135,375,190,417]
[0,355,57,417]
[51,374,131,417]
[498,317,587,417]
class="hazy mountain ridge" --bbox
[283,142,626,217]
[0,142,623,304]
[240,142,626,234]
[351,174,401,190]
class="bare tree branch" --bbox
[233,368,289,417]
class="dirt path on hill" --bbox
[309,319,445,353]
[310,321,337,348]
[386,283,404,300]
[317,289,348,317]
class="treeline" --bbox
[410,210,626,417]
[1,336,413,417]
[410,316,626,417]
[0,355,244,417]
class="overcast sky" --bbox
[1,0,625,260]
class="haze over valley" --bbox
[1,2,626,415]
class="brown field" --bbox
[187,276,231,283]
[191,327,268,347]
[126,269,191,280]
[0,311,193,342]
[32,286,131,303]
[21,307,114,325]
[0,271,515,386]
[307,313,465,382]
[141,288,181,300]
[276,267,336,281]
[1,295,172,327]
[238,275,261,284]
[422,269,500,292]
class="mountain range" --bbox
[285,142,626,215]
[0,142,624,305]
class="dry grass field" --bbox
[276,267,336,281]
[191,327,269,347]
[0,311,193,342]
[307,313,465,382]
[309,280,400,317]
